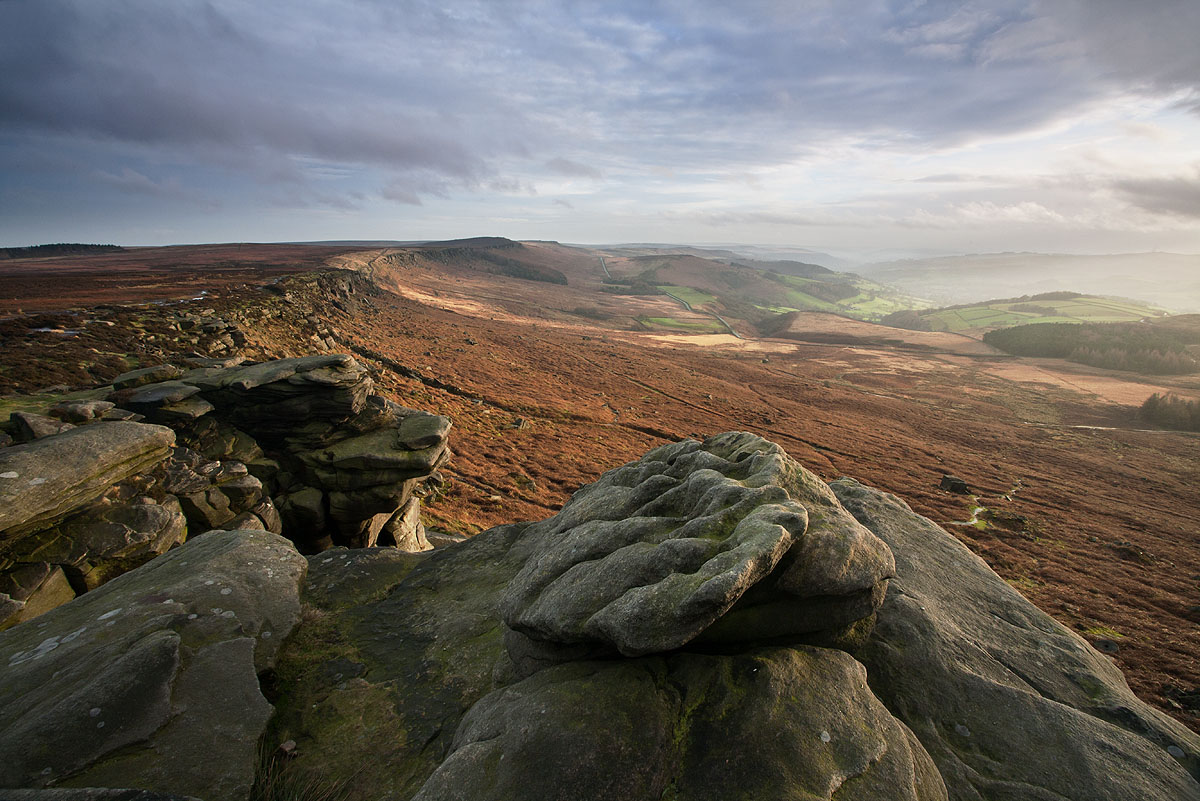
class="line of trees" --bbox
[1140,393,1200,431]
[982,322,1199,375]
[0,243,123,259]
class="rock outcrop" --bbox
[500,433,893,673]
[0,354,449,630]
[119,354,450,551]
[832,477,1200,801]
[0,432,1195,801]
[0,529,306,799]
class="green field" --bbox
[923,296,1163,333]
[638,315,725,333]
[762,275,925,320]
[657,285,717,307]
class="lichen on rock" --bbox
[501,432,893,668]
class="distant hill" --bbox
[0,243,125,259]
[858,252,1200,313]
[596,246,924,323]
[333,239,571,286]
[881,292,1166,334]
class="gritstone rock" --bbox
[832,477,1200,801]
[0,422,175,539]
[500,432,893,669]
[0,529,306,800]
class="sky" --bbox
[2,0,1199,258]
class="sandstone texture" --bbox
[0,354,450,629]
[0,432,1194,801]
[0,529,306,800]
[501,432,892,671]
[832,477,1200,801]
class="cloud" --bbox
[1115,173,1200,219]
[545,158,603,179]
[93,167,184,197]
[2,0,1200,250]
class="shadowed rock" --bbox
[832,477,1200,801]
[0,529,306,800]
[414,647,945,801]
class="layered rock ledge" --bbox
[0,354,450,630]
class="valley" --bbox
[0,239,1198,729]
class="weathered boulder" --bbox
[500,432,893,669]
[415,647,945,801]
[938,474,970,494]
[263,434,1197,801]
[832,477,1200,801]
[0,529,307,800]
[0,423,175,539]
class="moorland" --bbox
[1,237,1197,730]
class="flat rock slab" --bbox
[184,354,366,393]
[832,477,1200,801]
[0,529,307,800]
[501,432,892,659]
[111,365,184,391]
[0,423,175,538]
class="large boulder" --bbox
[0,423,175,539]
[500,432,893,671]
[415,646,945,801]
[832,477,1200,801]
[0,529,307,800]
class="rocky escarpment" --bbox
[0,354,449,631]
[0,432,1196,800]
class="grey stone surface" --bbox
[0,567,75,630]
[415,646,946,801]
[832,477,1200,801]
[0,423,175,539]
[111,365,184,390]
[501,432,890,661]
[381,497,430,552]
[0,529,306,799]
[396,411,452,450]
[48,400,116,424]
[11,412,74,442]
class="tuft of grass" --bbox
[1082,625,1125,639]
[251,747,354,801]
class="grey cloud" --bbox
[2,0,1199,218]
[546,158,603,179]
[1115,174,1200,219]
[553,198,574,209]
[93,167,182,197]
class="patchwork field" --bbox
[923,294,1165,333]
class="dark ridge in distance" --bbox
[0,243,125,259]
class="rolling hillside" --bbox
[882,292,1166,334]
